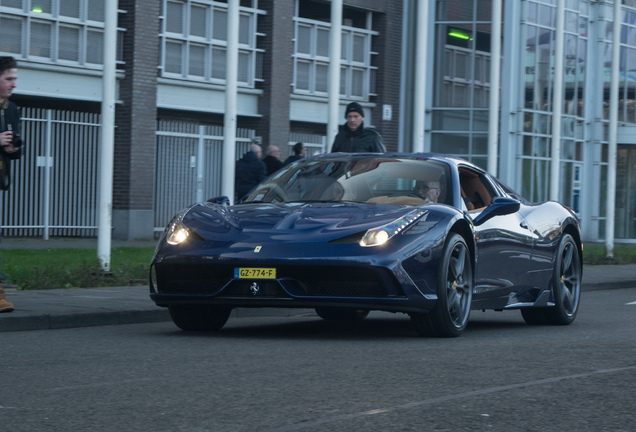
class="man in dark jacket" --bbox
[263,145,283,175]
[331,102,386,153]
[283,142,305,165]
[235,143,267,201]
[0,56,23,313]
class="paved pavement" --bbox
[1,238,635,332]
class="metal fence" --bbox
[1,108,101,238]
[2,111,258,238]
[154,121,255,232]
[2,111,318,238]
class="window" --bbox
[0,0,118,68]
[293,0,377,99]
[518,0,587,206]
[160,0,264,87]
[431,2,496,168]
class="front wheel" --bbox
[411,234,473,338]
[521,233,581,326]
[169,305,232,331]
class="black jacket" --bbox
[331,122,385,153]
[283,154,303,165]
[263,155,283,176]
[235,151,267,200]
[0,100,23,160]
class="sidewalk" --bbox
[1,239,635,332]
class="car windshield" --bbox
[241,156,452,206]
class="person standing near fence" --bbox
[0,56,23,313]
[235,143,267,202]
[283,142,305,165]
[262,145,283,176]
[331,102,386,153]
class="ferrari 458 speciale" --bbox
[150,153,582,337]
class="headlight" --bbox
[167,223,190,245]
[165,206,194,245]
[360,209,428,247]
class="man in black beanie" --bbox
[331,101,385,153]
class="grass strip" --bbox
[2,247,155,290]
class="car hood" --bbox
[178,201,444,243]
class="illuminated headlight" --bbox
[167,223,190,245]
[360,209,428,247]
[165,206,194,245]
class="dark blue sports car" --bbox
[149,153,582,337]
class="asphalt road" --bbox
[2,288,635,432]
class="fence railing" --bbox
[154,121,255,232]
[0,108,255,239]
[2,110,306,238]
[1,108,101,238]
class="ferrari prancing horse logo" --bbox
[254,246,262,253]
[250,282,260,295]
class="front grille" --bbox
[158,278,226,295]
[154,262,404,298]
[290,278,386,297]
[155,263,231,295]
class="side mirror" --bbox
[207,196,230,206]
[472,197,520,226]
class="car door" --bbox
[516,202,563,290]
[459,167,536,307]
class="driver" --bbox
[414,181,441,203]
[323,181,345,201]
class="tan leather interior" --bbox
[459,170,492,211]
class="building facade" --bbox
[0,0,635,244]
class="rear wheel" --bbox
[411,234,473,338]
[521,233,581,325]
[315,307,369,321]
[168,305,232,331]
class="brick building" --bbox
[1,0,403,240]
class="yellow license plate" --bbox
[234,267,277,279]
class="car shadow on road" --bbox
[157,310,533,340]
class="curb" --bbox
[0,306,313,333]
[0,309,170,332]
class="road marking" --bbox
[627,301,636,305]
[262,365,636,432]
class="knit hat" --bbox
[345,102,364,118]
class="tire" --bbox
[521,234,581,326]
[169,305,232,331]
[411,234,473,338]
[315,307,369,321]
